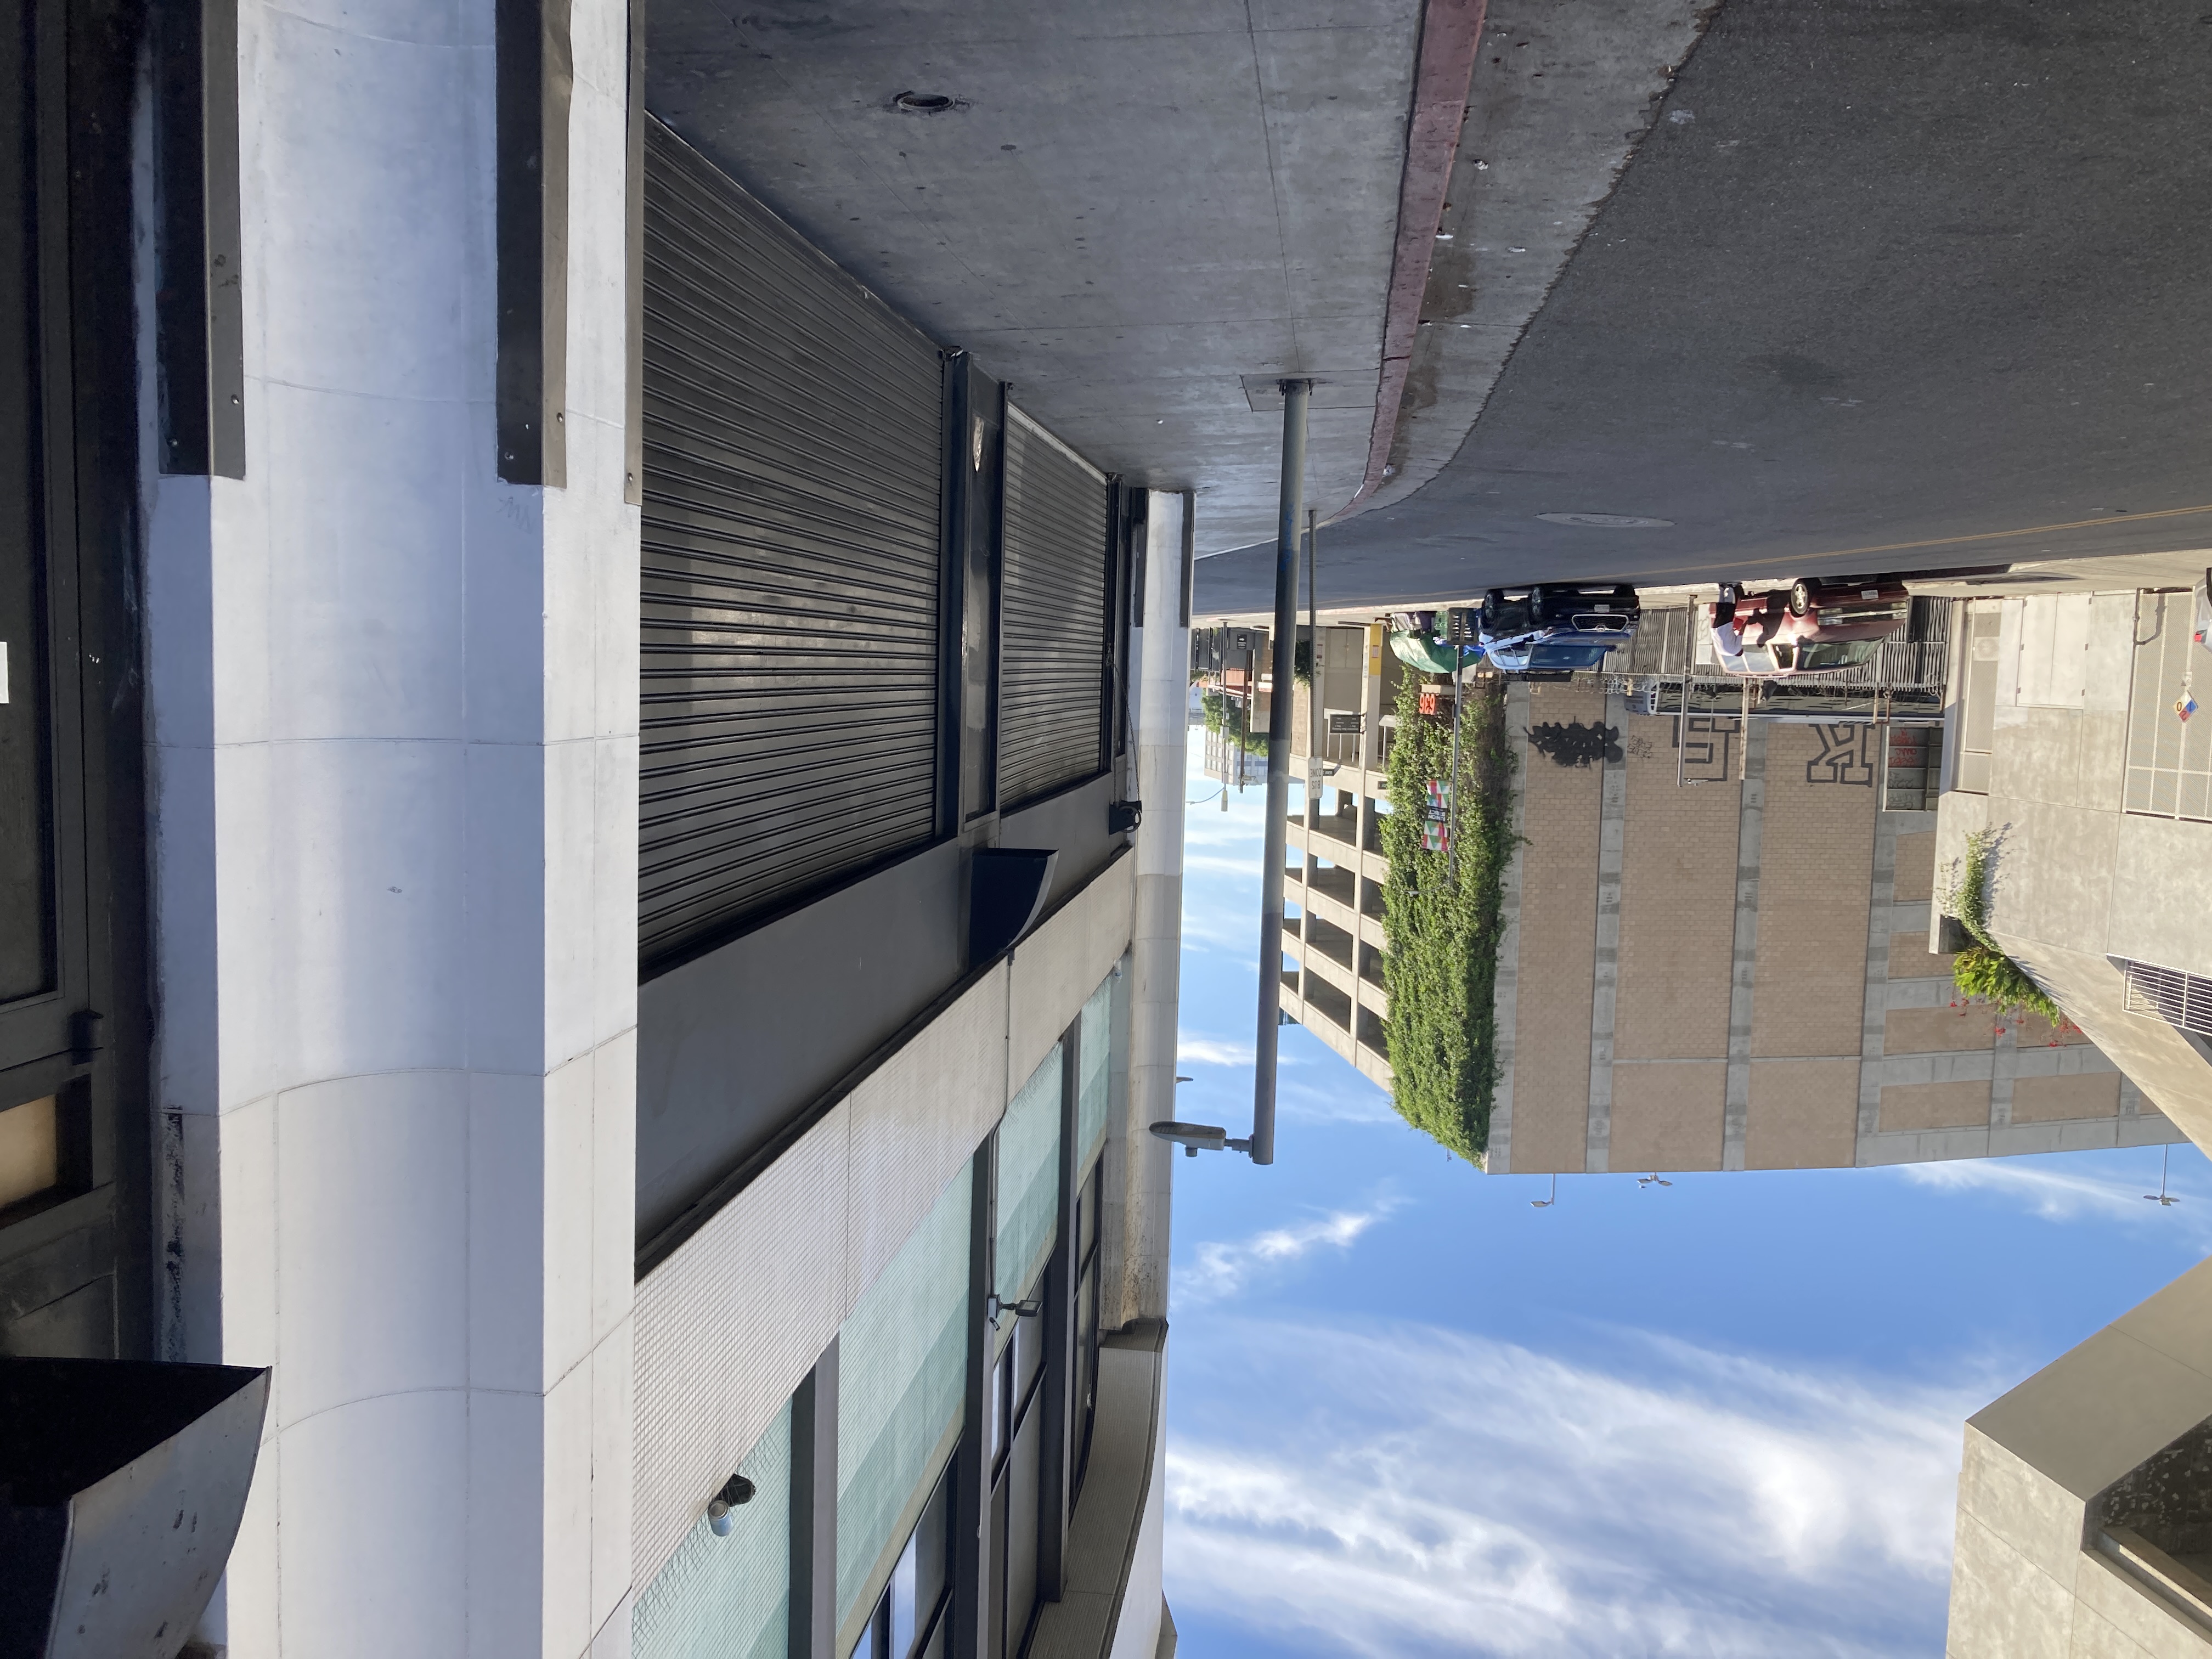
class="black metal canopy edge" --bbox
[634,841,1131,1281]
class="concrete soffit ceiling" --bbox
[646,0,1453,556]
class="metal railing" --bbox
[1602,599,1952,696]
[2120,957,2212,1039]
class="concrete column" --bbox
[145,0,639,1651]
[1358,623,1387,771]
[1722,723,1767,1171]
[1584,695,1626,1173]
[1855,803,1900,1149]
[1119,490,1187,1324]
[788,1345,840,1659]
[1989,1024,2021,1130]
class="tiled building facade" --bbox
[1283,661,2181,1174]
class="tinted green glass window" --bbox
[633,1401,792,1659]
[837,1170,972,1630]
[995,1046,1061,1312]
[0,3,55,1007]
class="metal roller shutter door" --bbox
[640,122,946,967]
[998,407,1110,808]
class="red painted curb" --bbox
[1340,0,1485,520]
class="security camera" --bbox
[708,1472,757,1536]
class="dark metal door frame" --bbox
[0,0,156,1361]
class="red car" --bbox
[1706,576,1909,677]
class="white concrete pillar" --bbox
[146,0,638,1652]
[1118,490,1188,1324]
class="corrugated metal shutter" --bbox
[998,407,1110,807]
[640,122,946,966]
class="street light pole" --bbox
[1251,379,1311,1168]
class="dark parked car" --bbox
[1479,583,1640,674]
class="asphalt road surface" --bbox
[1197,0,2212,616]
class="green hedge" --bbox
[1378,673,1515,1162]
[1944,828,2070,1028]
[1200,689,1267,756]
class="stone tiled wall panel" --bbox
[1508,682,1604,1172]
[1009,853,1135,1098]
[845,967,1009,1295]
[2068,1549,2212,1658]
[635,878,1135,1597]
[1943,1506,2077,1659]
[1615,730,1739,1061]
[1750,726,1877,1058]
[633,1105,850,1592]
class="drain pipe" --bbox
[1250,379,1311,1167]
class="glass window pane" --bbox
[632,1400,792,1659]
[0,0,55,1008]
[996,1047,1061,1308]
[1006,1399,1043,1656]
[1013,1283,1044,1410]
[889,1528,917,1658]
[990,1345,1011,1469]
[0,1093,58,1209]
[837,1170,972,1630]
[914,1465,950,1650]
[988,1476,1008,1659]
[1075,1256,1100,1501]
[1077,1163,1098,1268]
[1077,1262,1097,1409]
[1076,974,1113,1169]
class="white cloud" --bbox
[1895,1153,2212,1248]
[1176,912,1254,952]
[1183,852,1268,879]
[1180,1202,1401,1304]
[1277,1073,1400,1126]
[1184,814,1268,848]
[1166,1319,1989,1658]
[1178,1035,1255,1068]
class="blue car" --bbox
[1477,584,1640,674]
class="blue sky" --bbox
[1160,746,2210,1658]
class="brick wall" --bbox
[1609,1061,1725,1171]
[1744,1058,1860,1166]
[2012,1073,2121,1121]
[1509,682,1604,1172]
[1614,723,1739,1061]
[1885,1007,2004,1054]
[1888,933,1954,981]
[1750,725,1878,1058]
[1879,1079,1994,1131]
